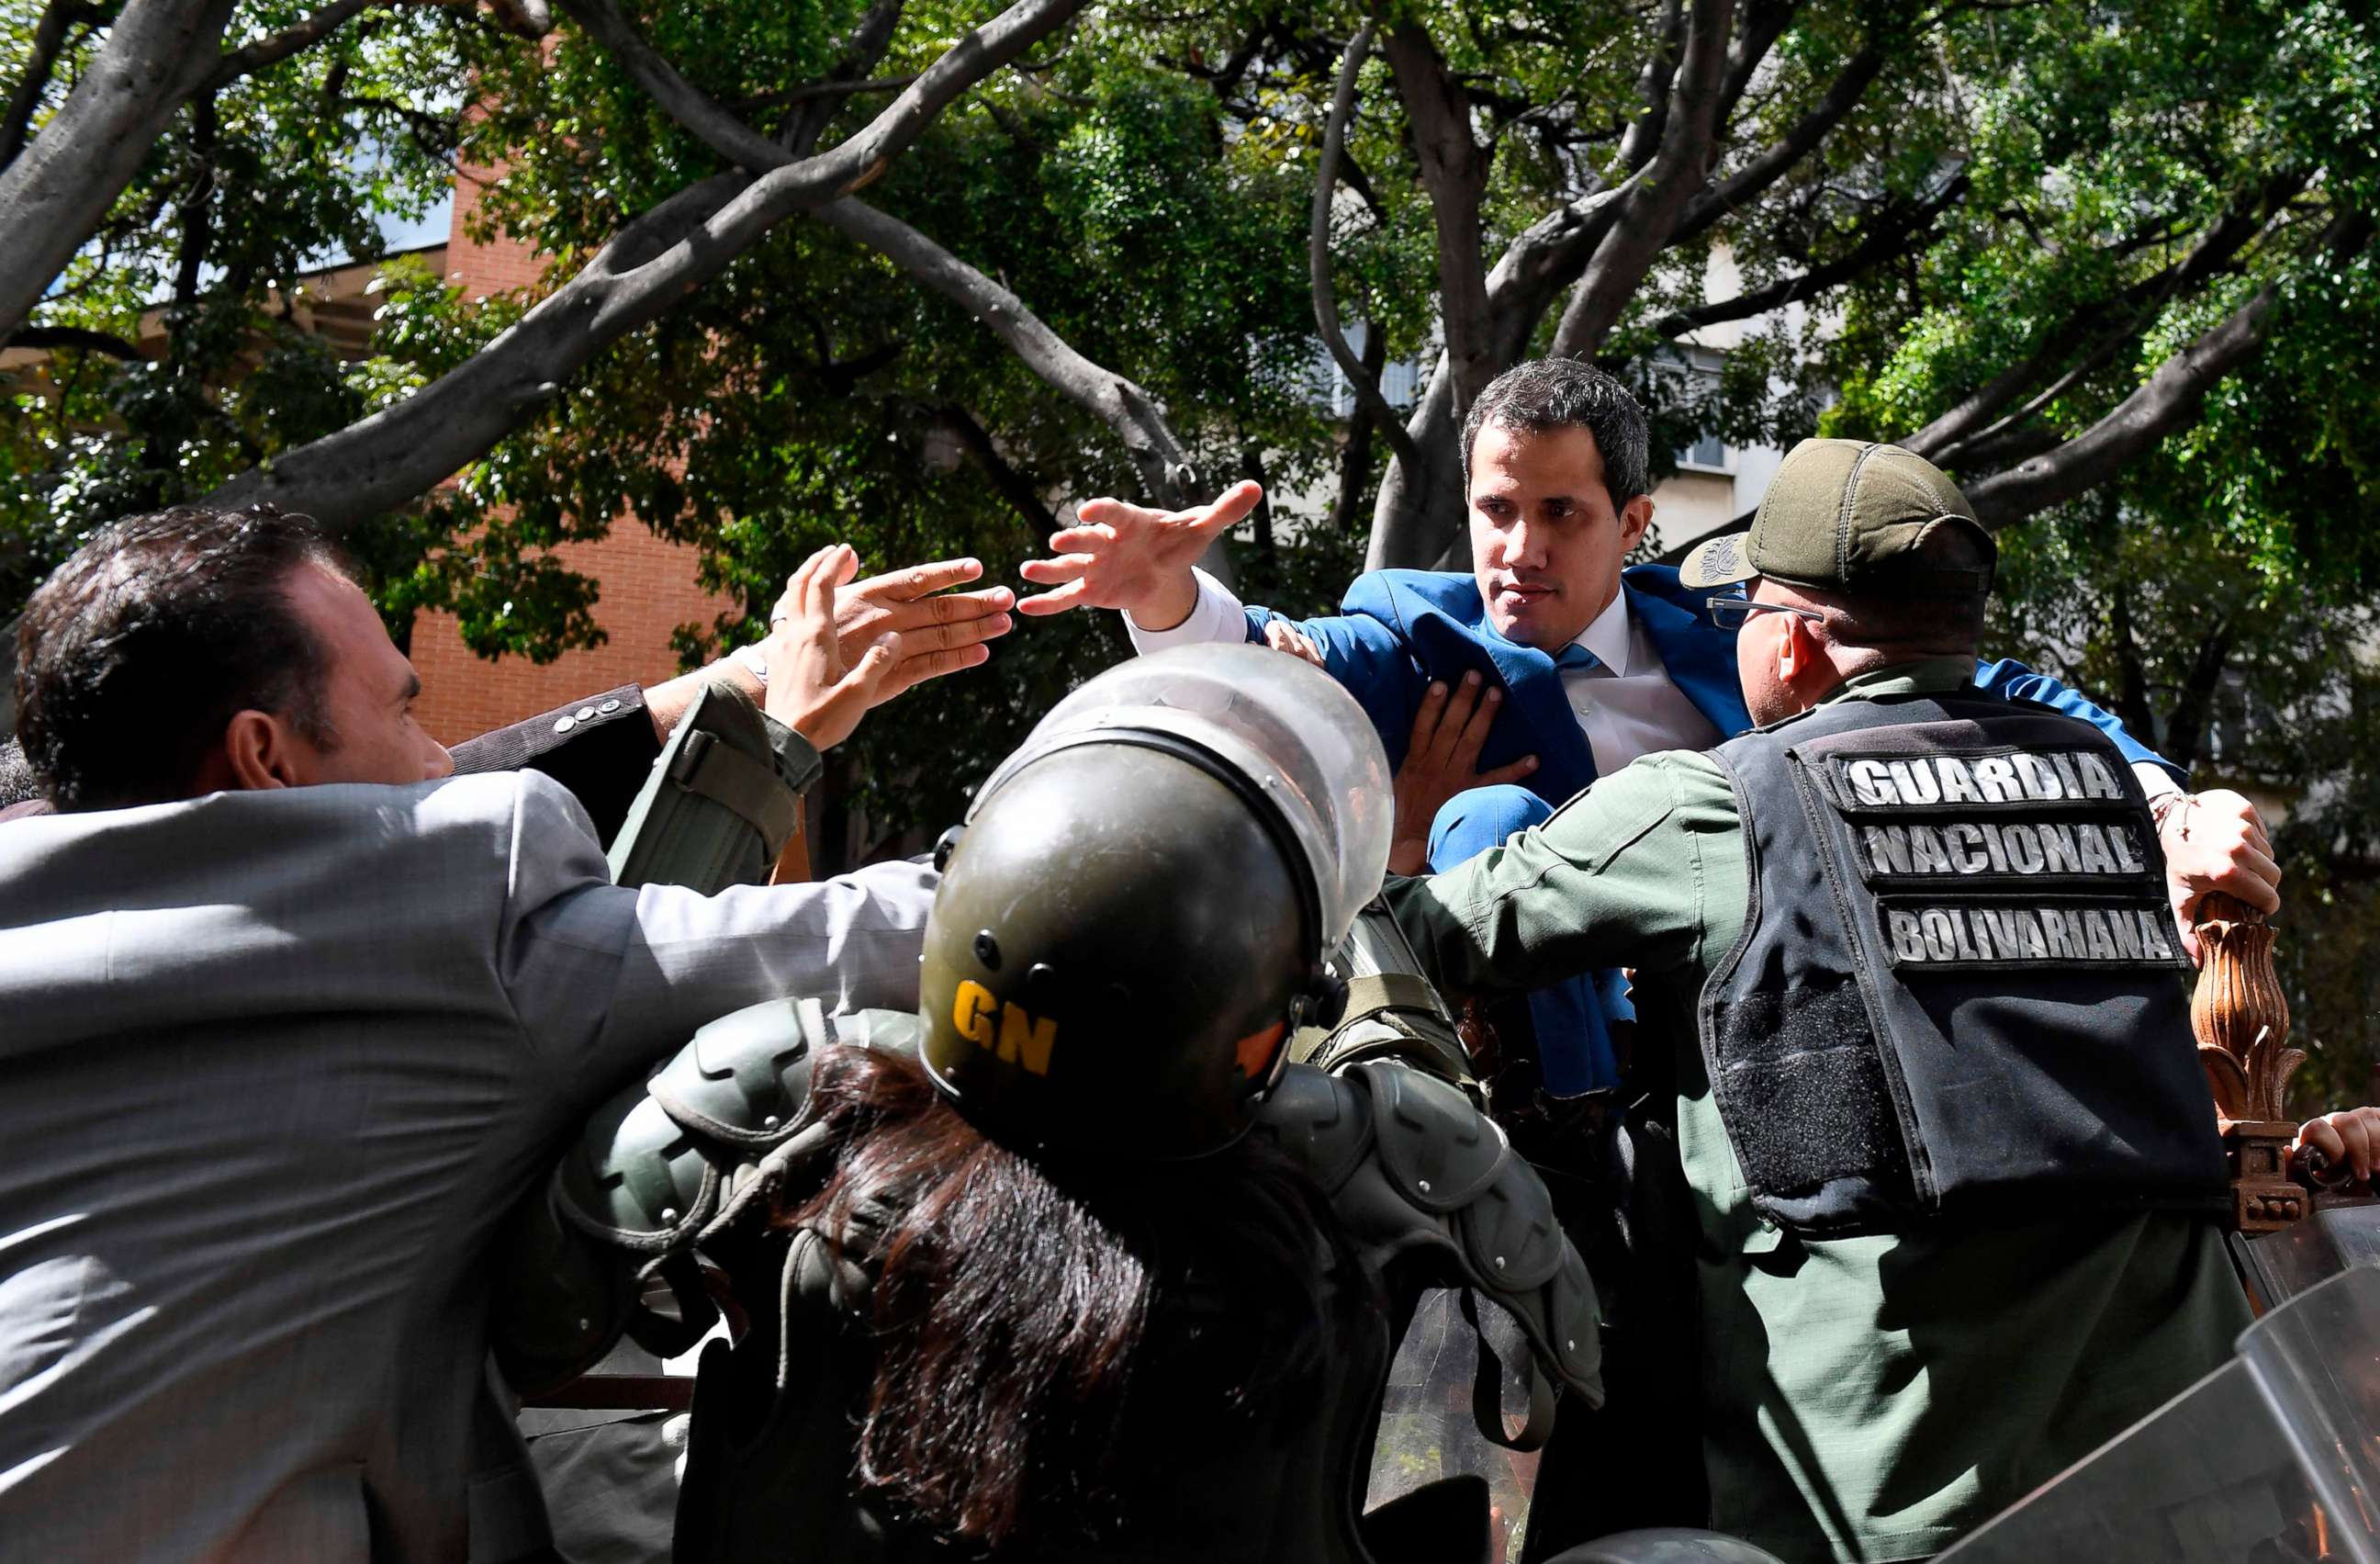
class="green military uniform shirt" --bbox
[1385,658,2247,1563]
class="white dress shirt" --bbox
[1127,567,1721,774]
[1125,567,2182,798]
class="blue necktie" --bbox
[1555,643,1601,673]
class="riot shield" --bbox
[1940,1263,2380,1564]
[1367,1287,1545,1560]
[2233,1198,2380,1308]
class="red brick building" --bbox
[406,171,735,748]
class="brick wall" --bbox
[408,167,737,748]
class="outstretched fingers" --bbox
[885,641,994,697]
[1014,578,1095,617]
[868,557,983,602]
[1017,554,1094,585]
[1047,523,1117,554]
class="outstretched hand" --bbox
[763,545,902,752]
[1388,672,1539,876]
[1015,480,1264,627]
[771,555,1014,702]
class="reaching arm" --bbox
[1975,657,2182,792]
[498,770,938,1097]
[1974,658,2282,955]
[1384,753,1725,996]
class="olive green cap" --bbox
[1678,438,1995,598]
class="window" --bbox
[1307,324,1421,417]
[1661,348,1731,473]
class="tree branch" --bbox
[0,0,96,170]
[557,0,1189,506]
[1551,0,1736,358]
[1382,22,1497,413]
[203,0,1085,528]
[1311,21,1420,479]
[731,73,916,114]
[780,0,905,153]
[1907,175,2304,460]
[560,0,1191,507]
[2162,612,2238,774]
[561,0,787,171]
[935,402,1052,535]
[1613,0,1685,174]
[1672,43,1886,245]
[0,0,244,345]
[1713,0,1798,129]
[1654,169,1968,336]
[1330,316,1387,534]
[1964,211,2373,529]
[6,323,145,358]
[208,0,382,89]
[814,196,1196,505]
[1481,177,1640,361]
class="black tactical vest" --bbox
[1701,689,2230,1237]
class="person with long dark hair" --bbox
[494,647,1604,1563]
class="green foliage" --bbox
[6,0,2380,1029]
[0,0,476,608]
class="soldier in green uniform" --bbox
[1383,439,2309,1563]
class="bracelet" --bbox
[2150,792,2195,842]
[734,642,771,687]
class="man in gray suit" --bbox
[0,506,965,1560]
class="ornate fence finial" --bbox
[2193,891,2309,1232]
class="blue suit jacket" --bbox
[1242,564,2182,807]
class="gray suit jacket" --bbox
[0,771,937,1561]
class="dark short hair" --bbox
[14,505,347,811]
[1460,357,1652,513]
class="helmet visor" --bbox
[972,644,1393,946]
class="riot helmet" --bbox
[920,644,1394,1158]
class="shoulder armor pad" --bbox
[1458,1156,1600,1394]
[1252,1063,1372,1193]
[489,1180,634,1396]
[649,996,829,1151]
[1358,1061,1502,1212]
[554,1083,720,1252]
[1335,1061,1603,1406]
[608,681,814,893]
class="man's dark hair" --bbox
[14,505,347,811]
[1460,357,1652,512]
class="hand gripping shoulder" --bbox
[1257,1062,1603,1427]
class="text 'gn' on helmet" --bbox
[920,644,1393,1159]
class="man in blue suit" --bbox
[1017,359,2275,1093]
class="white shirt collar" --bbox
[1566,588,1633,675]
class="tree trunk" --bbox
[1365,364,1469,570]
